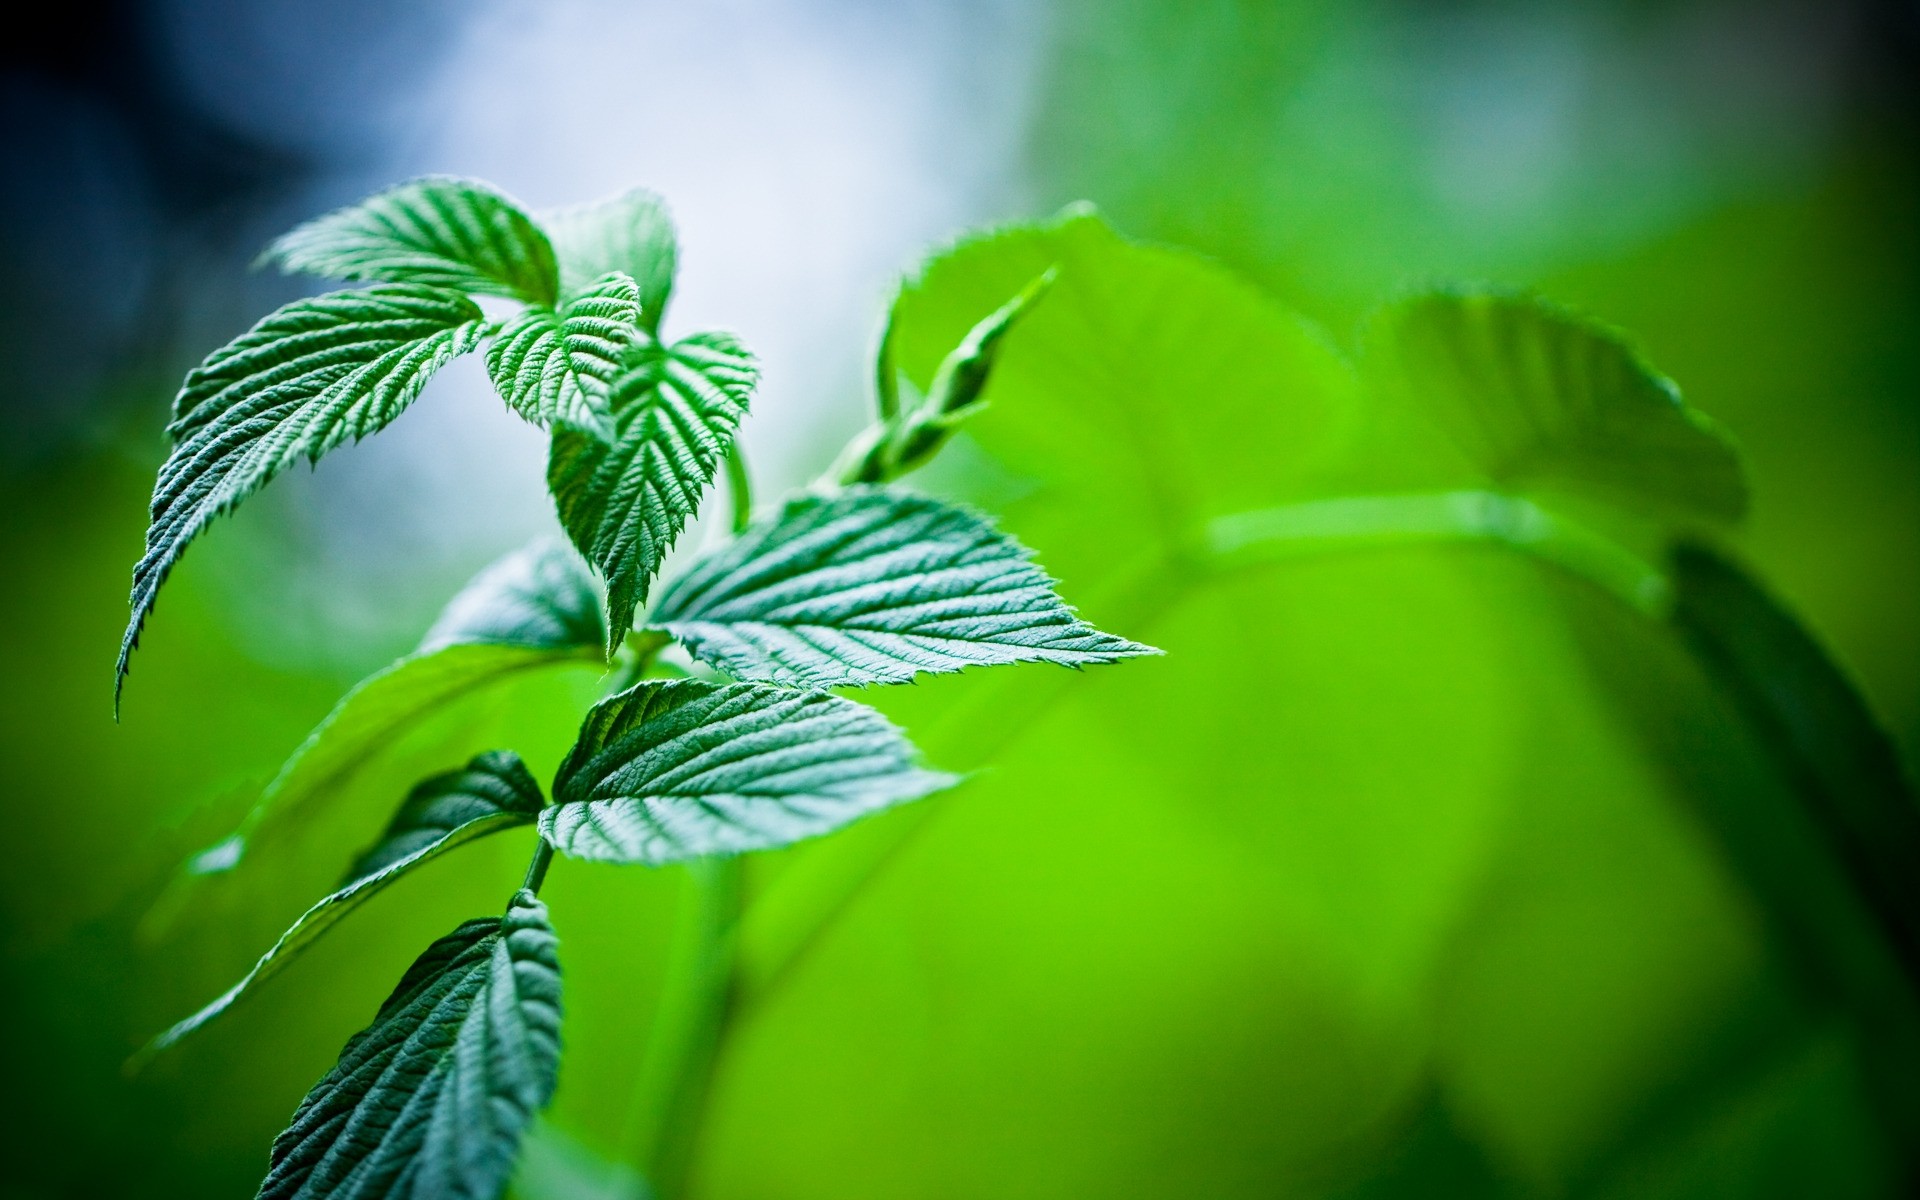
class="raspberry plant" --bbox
[118,177,1156,1199]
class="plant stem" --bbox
[521,838,555,895]
[724,445,753,534]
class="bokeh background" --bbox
[2,1,1915,1197]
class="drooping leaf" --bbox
[650,486,1158,687]
[121,285,485,704]
[134,753,545,1063]
[264,175,559,307]
[1364,291,1748,526]
[343,750,547,882]
[259,890,562,1200]
[542,678,954,864]
[548,332,756,655]
[543,188,677,333]
[486,273,641,436]
[183,543,603,879]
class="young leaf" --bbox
[264,175,560,307]
[183,543,602,880]
[259,890,562,1200]
[649,486,1158,687]
[121,285,485,703]
[135,753,544,1062]
[543,188,677,333]
[547,332,757,655]
[486,273,641,436]
[1365,291,1748,525]
[543,678,954,864]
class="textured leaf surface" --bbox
[189,545,604,878]
[485,273,641,436]
[651,486,1157,687]
[260,891,562,1200]
[265,176,559,306]
[542,679,953,863]
[544,188,676,332]
[122,285,484,701]
[138,753,544,1061]
[548,332,756,653]
[1366,292,1748,524]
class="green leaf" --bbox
[649,485,1159,687]
[544,188,677,333]
[259,890,562,1200]
[1668,541,1920,970]
[1364,290,1748,526]
[542,679,954,863]
[422,540,609,654]
[121,285,484,705]
[184,543,602,879]
[547,332,756,655]
[134,753,544,1063]
[265,175,559,306]
[486,273,641,436]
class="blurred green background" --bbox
[2,1,1915,1197]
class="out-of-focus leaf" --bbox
[548,332,756,654]
[1364,291,1748,526]
[259,891,562,1200]
[651,486,1157,687]
[422,541,608,655]
[542,679,953,864]
[487,273,641,436]
[265,175,559,306]
[134,753,545,1063]
[544,188,677,333]
[121,286,483,703]
[1668,541,1920,971]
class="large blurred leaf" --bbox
[266,176,559,306]
[121,286,483,702]
[1363,292,1748,526]
[544,188,677,333]
[651,485,1156,687]
[543,679,953,864]
[548,332,756,653]
[260,891,562,1200]
[136,753,545,1062]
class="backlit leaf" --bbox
[548,332,756,655]
[265,176,559,306]
[544,188,677,333]
[486,273,641,436]
[121,285,484,705]
[259,891,562,1200]
[651,486,1157,687]
[542,679,953,864]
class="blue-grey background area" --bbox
[1,1,1915,1197]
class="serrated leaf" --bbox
[650,486,1158,687]
[121,285,484,704]
[265,176,559,306]
[486,273,641,436]
[184,545,603,880]
[135,753,544,1063]
[547,332,756,655]
[544,188,676,333]
[1365,291,1748,525]
[259,890,562,1200]
[542,679,953,864]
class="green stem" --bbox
[623,856,743,1194]
[724,445,753,534]
[520,838,555,895]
